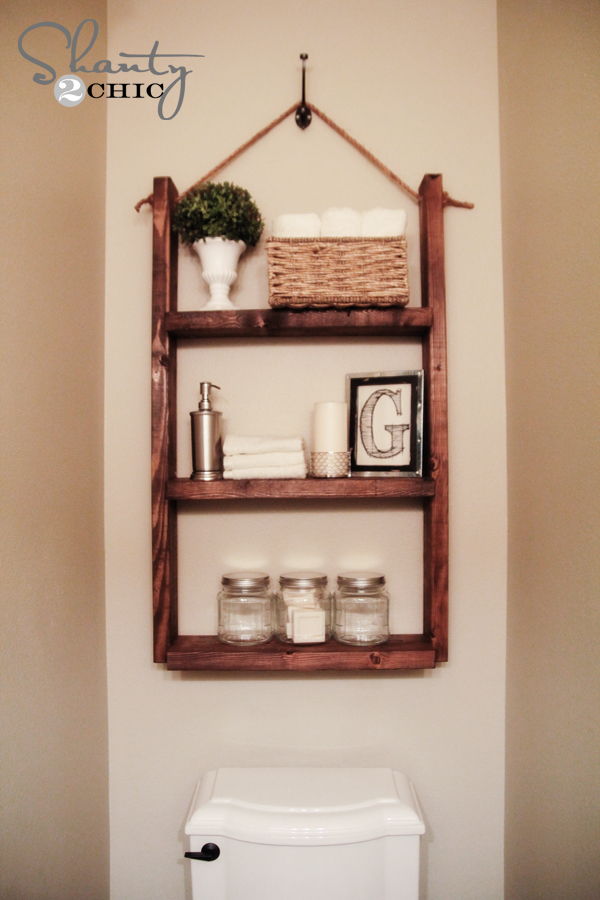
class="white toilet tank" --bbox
[185,767,425,900]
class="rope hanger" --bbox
[135,56,474,213]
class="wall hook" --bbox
[295,53,312,129]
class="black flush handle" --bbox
[185,842,220,862]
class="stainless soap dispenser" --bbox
[190,382,223,481]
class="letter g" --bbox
[359,388,409,459]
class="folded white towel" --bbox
[320,207,362,237]
[224,450,306,471]
[272,213,321,238]
[223,463,307,480]
[223,435,304,455]
[361,207,407,237]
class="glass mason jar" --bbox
[217,571,273,646]
[275,571,330,643]
[333,571,389,646]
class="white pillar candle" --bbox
[312,402,348,452]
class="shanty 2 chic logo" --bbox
[18,18,203,120]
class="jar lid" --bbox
[279,571,328,588]
[221,571,270,588]
[337,571,386,588]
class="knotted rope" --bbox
[134,102,473,211]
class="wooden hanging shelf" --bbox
[150,173,449,672]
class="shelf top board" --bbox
[164,307,433,338]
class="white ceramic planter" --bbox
[194,237,246,310]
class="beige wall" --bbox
[0,2,108,898]
[104,2,506,897]
[499,2,600,897]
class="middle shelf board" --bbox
[167,477,436,501]
[165,307,433,339]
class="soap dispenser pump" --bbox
[190,382,223,481]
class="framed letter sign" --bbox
[347,371,424,477]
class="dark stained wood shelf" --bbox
[166,635,437,671]
[165,306,433,339]
[151,173,449,672]
[168,476,436,501]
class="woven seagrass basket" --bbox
[266,236,409,309]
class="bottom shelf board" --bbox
[165,635,437,671]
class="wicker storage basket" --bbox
[266,236,409,309]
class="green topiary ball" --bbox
[172,181,264,247]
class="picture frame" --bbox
[346,370,424,477]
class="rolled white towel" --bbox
[223,435,304,456]
[272,213,320,238]
[224,450,306,471]
[223,463,307,480]
[320,207,361,237]
[361,207,407,237]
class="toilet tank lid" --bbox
[185,767,425,845]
